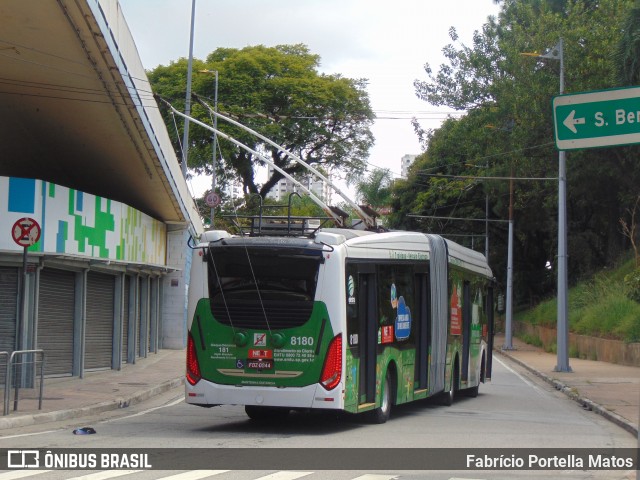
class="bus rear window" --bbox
[207,248,321,329]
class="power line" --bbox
[408,214,509,223]
[417,173,557,181]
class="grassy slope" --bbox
[514,258,640,343]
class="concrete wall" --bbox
[0,176,166,264]
[515,321,640,367]
[162,228,192,349]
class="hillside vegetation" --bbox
[515,257,640,343]
[389,0,640,308]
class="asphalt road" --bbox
[0,356,636,479]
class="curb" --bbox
[496,349,638,437]
[0,377,184,431]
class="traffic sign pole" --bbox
[552,85,640,371]
[9,217,41,366]
[553,39,571,373]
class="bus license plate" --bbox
[247,359,273,370]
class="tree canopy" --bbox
[393,0,640,304]
[148,44,374,200]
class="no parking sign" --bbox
[11,217,41,247]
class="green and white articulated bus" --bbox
[185,227,495,423]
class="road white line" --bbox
[159,471,230,480]
[494,355,545,397]
[0,396,184,440]
[103,395,184,423]
[352,475,400,480]
[0,472,52,480]
[67,471,141,480]
[254,472,313,480]
[0,430,60,440]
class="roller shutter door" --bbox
[122,276,131,363]
[38,269,75,376]
[135,277,141,358]
[0,267,18,385]
[85,272,115,370]
[137,276,148,358]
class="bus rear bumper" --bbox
[185,379,344,410]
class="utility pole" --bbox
[522,39,571,372]
[181,0,196,178]
[503,168,515,350]
[555,39,571,372]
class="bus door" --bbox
[461,281,471,382]
[414,268,430,391]
[357,265,377,405]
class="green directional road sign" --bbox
[553,86,640,150]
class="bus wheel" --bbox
[441,361,458,406]
[466,354,485,397]
[371,370,393,424]
[465,384,479,398]
[245,405,290,422]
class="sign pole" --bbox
[10,217,42,407]
[555,39,571,372]
[14,245,28,410]
[556,148,570,372]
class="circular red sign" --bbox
[11,217,41,247]
[205,192,221,207]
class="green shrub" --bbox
[519,333,543,347]
[517,257,640,343]
[569,345,580,358]
[624,268,640,303]
[515,300,556,327]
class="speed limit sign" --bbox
[205,192,221,207]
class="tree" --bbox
[400,0,640,304]
[614,0,640,86]
[620,195,640,268]
[356,168,393,209]
[149,44,374,199]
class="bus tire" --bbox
[466,384,479,398]
[245,405,290,422]
[371,370,393,424]
[466,354,485,398]
[441,359,459,406]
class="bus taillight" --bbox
[186,332,201,386]
[320,334,342,390]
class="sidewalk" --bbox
[495,334,639,437]
[0,339,638,437]
[0,349,185,431]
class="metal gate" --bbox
[0,267,18,385]
[85,272,115,370]
[122,275,131,363]
[137,276,149,358]
[38,269,75,376]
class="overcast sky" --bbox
[119,0,500,195]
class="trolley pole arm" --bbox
[157,96,346,227]
[193,95,377,229]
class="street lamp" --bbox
[523,39,571,372]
